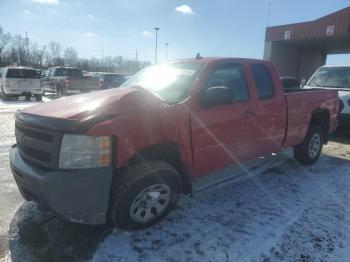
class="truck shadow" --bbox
[8,154,350,261]
[8,203,112,262]
[330,129,350,145]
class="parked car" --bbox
[280,77,302,90]
[0,67,42,101]
[304,65,350,129]
[41,67,99,96]
[10,58,338,230]
[96,73,128,89]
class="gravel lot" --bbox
[0,99,349,262]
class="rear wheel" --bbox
[294,124,324,165]
[110,160,182,230]
[36,95,42,101]
[25,94,31,101]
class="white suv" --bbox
[305,65,350,129]
[0,67,43,101]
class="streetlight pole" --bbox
[154,27,159,64]
[165,42,169,61]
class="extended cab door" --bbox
[191,62,259,175]
[249,63,287,156]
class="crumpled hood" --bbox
[22,87,160,121]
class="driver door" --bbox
[191,62,259,175]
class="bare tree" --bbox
[13,35,27,66]
[48,41,61,66]
[64,46,78,66]
[37,45,47,67]
[30,43,47,68]
[0,25,150,72]
[0,26,11,66]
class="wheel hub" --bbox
[130,184,171,223]
[308,133,321,158]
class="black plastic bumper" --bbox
[338,113,350,129]
[9,145,113,225]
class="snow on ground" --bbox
[93,151,350,262]
[0,96,51,109]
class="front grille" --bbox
[15,121,63,169]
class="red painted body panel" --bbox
[283,90,339,148]
[22,58,339,179]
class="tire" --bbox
[1,92,9,101]
[25,94,31,101]
[294,124,324,165]
[110,160,182,230]
[36,95,42,101]
[56,85,63,97]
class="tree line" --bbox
[0,26,150,73]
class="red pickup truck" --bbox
[10,58,339,230]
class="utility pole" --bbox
[135,49,139,71]
[101,45,104,71]
[154,27,159,64]
[165,42,169,61]
[25,32,30,66]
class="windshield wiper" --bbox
[320,85,345,89]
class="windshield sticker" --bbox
[175,69,195,76]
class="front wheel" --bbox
[110,160,182,230]
[294,124,324,165]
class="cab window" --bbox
[205,63,249,103]
[251,63,275,100]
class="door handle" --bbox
[241,110,256,119]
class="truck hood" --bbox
[22,87,160,121]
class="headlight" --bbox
[59,135,112,169]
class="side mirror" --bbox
[300,78,306,88]
[204,86,234,105]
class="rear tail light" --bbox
[64,80,70,89]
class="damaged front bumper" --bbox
[9,145,113,225]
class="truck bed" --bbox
[283,89,339,148]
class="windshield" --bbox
[308,67,350,89]
[121,63,204,103]
[6,68,40,79]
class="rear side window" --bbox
[6,69,40,79]
[206,63,249,102]
[251,64,275,100]
[55,68,82,77]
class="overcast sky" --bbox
[0,0,349,63]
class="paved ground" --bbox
[0,98,349,262]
